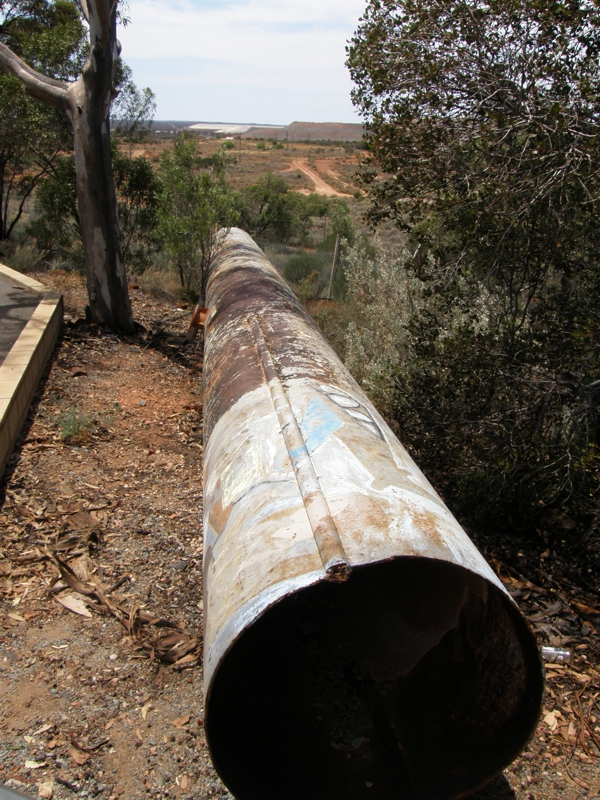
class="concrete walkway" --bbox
[0,264,63,479]
[0,272,39,365]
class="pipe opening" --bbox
[206,558,542,800]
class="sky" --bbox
[118,0,367,125]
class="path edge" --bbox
[0,263,63,482]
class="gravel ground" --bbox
[1,269,599,800]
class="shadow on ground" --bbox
[471,774,516,798]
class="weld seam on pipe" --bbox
[248,314,350,580]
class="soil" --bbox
[1,270,599,800]
[285,159,353,197]
[1,272,231,800]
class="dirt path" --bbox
[287,159,352,197]
[0,272,232,800]
[0,269,599,800]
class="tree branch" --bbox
[76,0,91,24]
[0,42,70,110]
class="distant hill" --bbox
[243,121,364,143]
[148,120,364,142]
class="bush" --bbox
[57,407,95,444]
[7,243,43,272]
[283,253,325,286]
[342,238,600,549]
[345,0,600,550]
[29,147,160,273]
[28,154,82,266]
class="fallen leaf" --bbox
[46,737,65,750]
[572,601,599,617]
[8,613,26,623]
[32,724,52,737]
[171,714,191,729]
[180,775,188,790]
[544,711,558,731]
[141,704,149,720]
[135,728,143,743]
[172,653,198,669]
[69,367,87,378]
[571,671,591,684]
[25,760,45,769]
[104,719,116,731]
[68,747,89,766]
[55,595,92,618]
[37,780,54,798]
[23,736,36,744]
[66,511,101,532]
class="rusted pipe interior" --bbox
[206,557,542,800]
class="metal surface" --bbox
[0,784,34,799]
[202,228,544,800]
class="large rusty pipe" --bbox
[202,229,543,800]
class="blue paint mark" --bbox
[299,397,342,453]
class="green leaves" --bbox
[156,136,239,298]
[0,0,87,79]
[346,0,600,544]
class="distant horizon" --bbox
[146,119,365,142]
[150,119,364,126]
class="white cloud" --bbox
[118,0,366,123]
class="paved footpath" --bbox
[0,271,39,365]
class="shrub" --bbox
[342,238,600,549]
[58,407,95,444]
[283,253,325,286]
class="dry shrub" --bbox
[138,267,181,302]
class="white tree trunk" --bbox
[0,0,134,333]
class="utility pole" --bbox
[327,234,341,300]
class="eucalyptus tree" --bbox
[0,0,134,332]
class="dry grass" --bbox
[137,267,182,302]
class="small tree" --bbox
[112,62,156,156]
[157,137,239,304]
[0,0,134,332]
